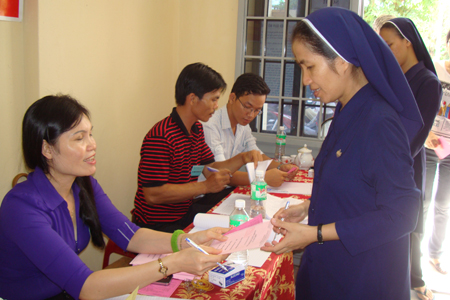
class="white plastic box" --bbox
[208,263,245,288]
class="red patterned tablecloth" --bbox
[170,170,312,300]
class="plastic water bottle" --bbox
[250,170,267,219]
[228,199,249,268]
[274,126,286,162]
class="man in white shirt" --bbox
[202,73,298,187]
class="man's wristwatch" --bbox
[158,258,168,278]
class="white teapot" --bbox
[295,144,314,170]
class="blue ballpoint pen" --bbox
[185,238,228,271]
[206,166,219,173]
[272,201,290,242]
[206,166,232,177]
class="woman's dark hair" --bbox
[22,94,105,249]
[292,20,338,70]
[231,73,271,99]
[175,62,227,105]
[380,22,403,39]
[446,29,450,44]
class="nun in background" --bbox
[261,7,423,300]
[380,18,442,300]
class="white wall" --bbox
[0,0,238,271]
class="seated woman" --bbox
[0,95,229,300]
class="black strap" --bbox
[317,223,324,245]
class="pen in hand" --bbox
[272,201,290,242]
[185,237,228,272]
[206,166,233,178]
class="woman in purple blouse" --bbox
[0,95,229,300]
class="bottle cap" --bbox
[255,170,264,177]
[235,199,246,208]
[280,126,285,130]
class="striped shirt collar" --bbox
[170,107,200,137]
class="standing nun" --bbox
[262,7,423,300]
[380,18,442,300]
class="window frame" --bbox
[234,0,363,153]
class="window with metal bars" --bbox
[236,0,360,144]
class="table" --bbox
[169,170,312,300]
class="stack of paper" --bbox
[267,182,312,195]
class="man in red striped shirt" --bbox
[132,63,262,232]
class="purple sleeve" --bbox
[1,193,93,298]
[90,177,140,251]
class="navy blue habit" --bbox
[386,18,442,233]
[295,8,422,300]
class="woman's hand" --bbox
[182,227,229,248]
[169,245,228,276]
[425,131,440,149]
[261,219,316,254]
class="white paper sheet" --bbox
[246,159,272,183]
[245,222,282,267]
[193,213,229,230]
[212,193,251,216]
[246,162,255,185]
[267,182,313,195]
[247,248,273,268]
[265,195,309,224]
[265,195,304,219]
[213,193,307,220]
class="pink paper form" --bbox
[225,214,263,235]
[434,137,450,159]
[210,221,273,254]
[138,278,182,297]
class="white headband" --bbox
[301,18,349,63]
[385,21,411,44]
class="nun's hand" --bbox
[272,200,309,226]
[261,218,316,254]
